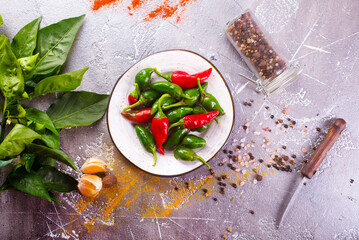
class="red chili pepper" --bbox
[151,94,171,155]
[154,68,212,88]
[168,110,220,130]
[121,108,154,123]
[128,83,140,109]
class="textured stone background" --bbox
[1,0,359,239]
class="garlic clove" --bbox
[81,157,107,174]
[78,174,102,197]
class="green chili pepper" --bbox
[151,96,176,115]
[135,125,157,166]
[162,82,208,110]
[123,90,160,111]
[135,68,155,91]
[181,135,206,149]
[174,146,210,169]
[191,105,211,132]
[163,127,190,149]
[166,107,193,124]
[197,78,225,116]
[150,81,193,100]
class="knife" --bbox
[276,118,346,229]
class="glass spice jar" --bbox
[225,10,302,96]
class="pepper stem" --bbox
[133,83,140,97]
[197,78,207,101]
[168,119,183,131]
[162,99,185,110]
[158,94,171,113]
[182,94,195,100]
[152,148,157,167]
[154,68,172,82]
[123,100,142,111]
[196,155,211,169]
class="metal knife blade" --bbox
[276,175,306,229]
[276,118,346,229]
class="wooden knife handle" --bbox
[301,118,346,179]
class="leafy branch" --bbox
[0,14,109,202]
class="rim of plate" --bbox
[107,49,235,177]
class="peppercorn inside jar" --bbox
[225,10,302,96]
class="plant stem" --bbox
[0,98,7,144]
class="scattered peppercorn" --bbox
[316,127,321,132]
[231,183,237,188]
[350,179,354,184]
[265,106,269,110]
[282,145,287,149]
[174,187,179,191]
[223,149,228,154]
[255,175,263,181]
[213,197,218,201]
[185,182,189,188]
[292,154,297,158]
[270,115,274,119]
[220,187,225,194]
[202,189,208,193]
[218,182,227,187]
[283,124,289,128]
[258,159,264,163]
[249,210,255,215]
[229,150,233,154]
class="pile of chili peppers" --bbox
[121,67,224,168]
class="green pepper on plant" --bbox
[123,89,160,111]
[166,107,193,124]
[197,78,225,117]
[135,125,157,166]
[163,127,190,149]
[135,68,155,91]
[162,82,208,110]
[181,135,206,149]
[150,81,194,100]
[174,146,210,169]
[151,95,175,115]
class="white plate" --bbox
[107,50,234,176]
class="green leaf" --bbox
[23,153,35,172]
[32,15,85,81]
[8,166,51,201]
[33,157,56,170]
[11,17,41,59]
[25,143,76,170]
[47,91,109,129]
[0,159,13,168]
[40,130,60,149]
[49,192,61,204]
[0,14,3,26]
[18,53,39,73]
[26,108,58,135]
[0,35,24,105]
[6,103,26,119]
[0,124,41,159]
[37,166,77,193]
[33,67,88,97]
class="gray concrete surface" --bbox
[0,0,359,239]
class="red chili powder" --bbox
[131,0,145,10]
[92,0,119,11]
[145,0,195,22]
[91,0,196,23]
